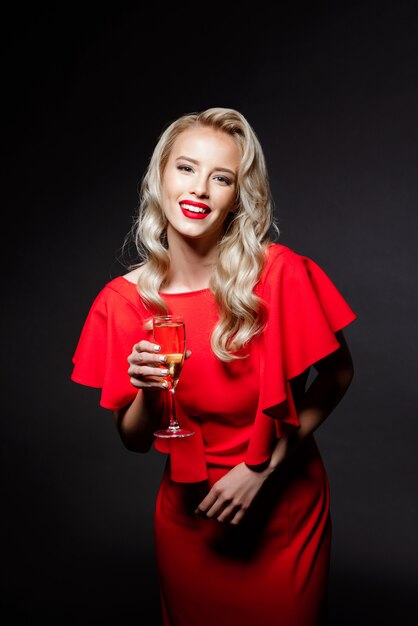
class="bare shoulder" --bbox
[123,265,144,284]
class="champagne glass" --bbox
[153,314,194,438]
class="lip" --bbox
[181,200,211,210]
[179,200,211,220]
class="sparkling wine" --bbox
[153,321,185,388]
[163,353,184,387]
[152,314,193,438]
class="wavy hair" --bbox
[126,107,279,361]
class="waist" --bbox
[165,434,324,485]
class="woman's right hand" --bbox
[127,340,191,390]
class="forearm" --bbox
[266,367,354,474]
[113,389,167,453]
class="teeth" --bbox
[180,203,209,214]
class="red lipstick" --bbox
[179,200,211,220]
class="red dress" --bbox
[71,243,357,626]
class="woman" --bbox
[71,107,357,626]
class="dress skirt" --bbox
[154,436,331,626]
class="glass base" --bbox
[154,428,195,438]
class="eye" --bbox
[177,164,194,173]
[214,175,233,185]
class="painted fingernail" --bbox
[161,369,169,375]
[153,345,161,352]
[159,355,166,363]
[162,381,168,389]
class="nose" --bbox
[191,173,209,198]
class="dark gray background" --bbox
[2,1,418,624]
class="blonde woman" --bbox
[71,108,357,626]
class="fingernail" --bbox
[159,355,166,363]
[153,345,161,352]
[161,369,169,375]
[162,381,168,389]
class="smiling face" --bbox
[160,126,241,247]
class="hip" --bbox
[154,435,330,549]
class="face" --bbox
[160,126,241,246]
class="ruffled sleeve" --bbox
[71,278,209,483]
[245,246,358,468]
[71,280,146,411]
[279,252,357,380]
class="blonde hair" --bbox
[128,107,279,361]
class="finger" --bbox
[216,502,239,523]
[195,490,218,516]
[205,498,232,520]
[228,508,246,526]
[129,351,167,366]
[130,376,168,390]
[215,500,247,524]
[129,365,169,378]
[134,340,162,354]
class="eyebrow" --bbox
[175,155,236,177]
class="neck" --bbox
[165,227,219,292]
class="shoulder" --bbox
[88,270,147,317]
[122,265,143,284]
[263,242,307,276]
[262,244,345,299]
[257,243,318,298]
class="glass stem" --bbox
[168,387,180,432]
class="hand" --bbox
[195,462,269,526]
[128,340,191,390]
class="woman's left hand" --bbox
[195,462,270,526]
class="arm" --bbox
[268,329,354,471]
[195,330,354,524]
[113,387,166,454]
[113,340,172,453]
[113,341,193,453]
